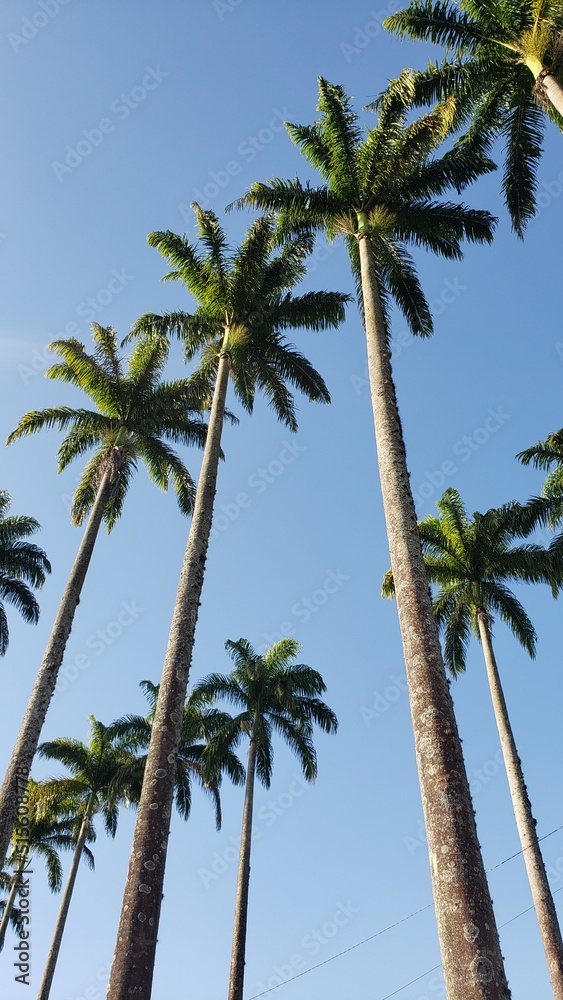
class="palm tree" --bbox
[382,487,563,998]
[518,428,563,502]
[0,780,94,951]
[112,679,245,829]
[382,0,563,235]
[106,210,349,1000]
[35,717,138,1000]
[0,491,51,655]
[192,637,337,1000]
[233,79,509,1000]
[0,324,209,870]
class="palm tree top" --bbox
[382,487,561,672]
[192,637,338,788]
[230,77,496,338]
[131,209,351,432]
[6,324,209,530]
[381,1,563,235]
[0,492,51,655]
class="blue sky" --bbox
[1,1,563,998]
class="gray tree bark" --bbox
[228,738,257,1000]
[0,466,116,870]
[357,228,510,999]
[478,611,563,999]
[106,351,231,999]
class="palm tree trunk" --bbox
[228,738,257,1000]
[477,611,563,999]
[0,857,26,950]
[0,466,116,870]
[356,227,510,1000]
[107,349,232,1000]
[529,62,563,118]
[37,802,93,1000]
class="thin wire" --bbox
[245,824,563,1000]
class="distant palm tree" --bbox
[112,679,245,829]
[383,487,563,997]
[0,324,208,869]
[36,717,137,1000]
[192,637,338,1000]
[382,0,563,234]
[233,79,509,1000]
[106,210,348,1000]
[0,780,93,951]
[0,491,51,655]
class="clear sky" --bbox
[1,1,563,998]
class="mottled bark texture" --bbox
[477,611,563,998]
[106,352,231,999]
[228,738,258,1000]
[37,808,93,1000]
[357,232,510,999]
[0,466,116,870]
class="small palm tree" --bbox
[0,780,94,951]
[233,79,509,1000]
[192,637,338,1000]
[0,491,51,655]
[383,487,563,997]
[35,717,138,1000]
[106,211,349,1000]
[0,324,209,869]
[112,679,245,829]
[383,0,563,234]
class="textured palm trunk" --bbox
[477,611,563,999]
[37,801,94,1000]
[0,466,116,870]
[228,738,257,1000]
[528,59,563,118]
[356,228,510,999]
[0,857,26,950]
[106,350,232,1000]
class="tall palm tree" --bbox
[35,717,138,1000]
[0,780,94,951]
[112,679,245,829]
[0,491,51,655]
[233,79,509,1000]
[518,428,563,502]
[382,487,563,998]
[0,324,209,870]
[382,0,563,235]
[192,637,337,1000]
[106,210,349,1000]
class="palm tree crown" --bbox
[382,486,558,672]
[7,323,210,529]
[383,0,563,234]
[0,492,51,654]
[232,77,495,336]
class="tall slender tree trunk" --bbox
[0,466,116,871]
[37,801,93,1000]
[0,857,26,950]
[228,738,257,1000]
[477,610,563,999]
[356,226,510,1000]
[528,59,563,117]
[107,349,232,1000]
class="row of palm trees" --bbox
[2,0,563,992]
[0,640,336,1000]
